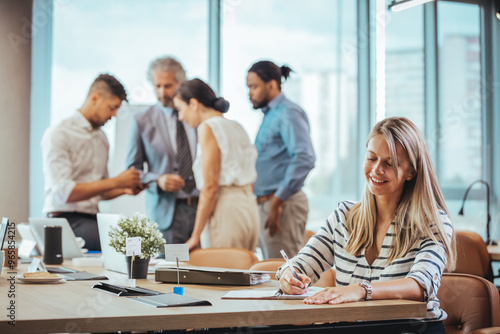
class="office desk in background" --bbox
[488,244,500,261]
[0,264,426,334]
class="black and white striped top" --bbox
[278,201,453,321]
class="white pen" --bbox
[280,249,307,290]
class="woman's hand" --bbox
[304,284,366,305]
[185,236,200,251]
[278,267,311,295]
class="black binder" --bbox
[126,293,212,308]
[155,266,271,286]
[92,282,162,296]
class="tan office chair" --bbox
[438,273,500,334]
[304,229,315,242]
[248,259,286,279]
[315,268,336,287]
[186,247,258,270]
[453,230,494,281]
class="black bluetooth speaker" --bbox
[43,225,63,265]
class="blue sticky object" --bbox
[173,286,184,295]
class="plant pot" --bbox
[126,256,150,279]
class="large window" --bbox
[51,0,208,124]
[437,2,485,236]
[222,0,358,230]
[384,4,425,130]
[50,0,209,216]
[437,2,482,189]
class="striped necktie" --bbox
[173,109,195,194]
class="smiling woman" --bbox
[276,117,456,334]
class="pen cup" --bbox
[3,246,18,268]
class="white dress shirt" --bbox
[41,111,109,215]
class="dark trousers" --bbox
[161,202,197,244]
[49,212,101,251]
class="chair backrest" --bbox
[248,259,286,279]
[304,229,315,241]
[315,268,336,287]
[438,273,500,334]
[301,229,316,248]
[453,230,493,280]
[187,248,258,269]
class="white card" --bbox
[126,237,142,257]
[27,258,41,273]
[164,244,189,262]
[19,240,37,260]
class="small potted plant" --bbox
[109,213,166,278]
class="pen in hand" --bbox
[280,249,307,291]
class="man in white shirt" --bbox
[42,74,143,251]
[126,57,199,244]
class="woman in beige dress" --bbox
[173,78,260,252]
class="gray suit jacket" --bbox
[126,104,197,230]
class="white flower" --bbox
[108,214,166,258]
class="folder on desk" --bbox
[127,293,212,308]
[92,282,162,297]
[155,266,271,286]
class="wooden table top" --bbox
[0,263,427,334]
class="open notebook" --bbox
[222,286,324,300]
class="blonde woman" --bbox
[277,117,455,333]
[173,78,260,252]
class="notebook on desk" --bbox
[96,213,128,274]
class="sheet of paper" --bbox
[222,286,324,300]
[164,244,189,262]
[126,237,141,257]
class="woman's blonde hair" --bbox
[345,117,456,270]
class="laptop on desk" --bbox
[96,213,128,274]
[29,217,86,259]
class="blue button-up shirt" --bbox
[254,93,315,201]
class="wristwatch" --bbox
[359,281,373,300]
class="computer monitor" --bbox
[96,213,128,274]
[29,217,85,259]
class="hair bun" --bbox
[213,97,230,113]
[280,65,293,80]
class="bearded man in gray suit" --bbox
[126,56,198,244]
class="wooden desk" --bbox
[488,244,500,261]
[0,265,426,334]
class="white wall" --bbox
[0,0,32,223]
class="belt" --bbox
[256,193,275,205]
[47,212,97,219]
[175,196,199,206]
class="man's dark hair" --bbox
[88,73,128,102]
[248,60,293,90]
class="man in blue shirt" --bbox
[246,60,315,259]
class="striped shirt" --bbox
[277,201,453,321]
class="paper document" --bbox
[222,286,324,300]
